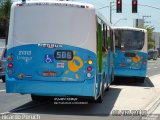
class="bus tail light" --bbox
[8,70,13,74]
[8,63,13,68]
[8,57,13,62]
[87,73,92,78]
[142,61,146,65]
[88,60,93,65]
[87,66,92,71]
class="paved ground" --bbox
[147,59,160,77]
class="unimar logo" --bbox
[38,44,63,48]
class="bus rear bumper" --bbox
[6,78,95,97]
[114,69,147,77]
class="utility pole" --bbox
[97,2,115,24]
[110,1,115,24]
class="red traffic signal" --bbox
[132,0,138,13]
[116,0,122,13]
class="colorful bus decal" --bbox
[115,50,147,69]
[7,43,96,82]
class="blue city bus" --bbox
[6,0,114,103]
[113,27,147,83]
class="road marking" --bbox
[154,67,158,69]
[0,90,6,92]
[147,68,151,70]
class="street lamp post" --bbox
[110,1,115,24]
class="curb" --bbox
[145,95,160,114]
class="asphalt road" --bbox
[0,59,160,120]
[147,59,160,77]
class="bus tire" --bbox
[96,80,105,103]
[2,76,5,83]
[111,69,114,83]
[106,85,110,91]
[105,76,110,91]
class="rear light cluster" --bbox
[142,60,147,65]
[87,66,92,71]
[8,56,13,68]
[86,58,93,79]
[8,63,13,68]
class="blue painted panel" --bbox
[7,43,96,82]
[114,49,147,77]
[6,43,98,97]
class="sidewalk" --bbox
[143,74,160,120]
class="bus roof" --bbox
[13,0,95,9]
[112,26,147,32]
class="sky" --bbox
[77,0,160,32]
[11,0,160,32]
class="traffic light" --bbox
[132,0,138,13]
[116,0,122,13]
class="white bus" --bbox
[6,0,114,103]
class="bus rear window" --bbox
[115,30,144,50]
[13,5,95,46]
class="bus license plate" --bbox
[43,71,57,77]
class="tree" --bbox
[0,0,12,45]
[144,25,155,50]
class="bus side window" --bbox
[103,24,106,48]
[106,26,108,50]
[102,23,108,54]
[102,23,106,50]
[110,30,114,52]
[107,28,111,49]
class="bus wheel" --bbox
[105,76,110,91]
[2,76,5,83]
[111,69,114,83]
[96,81,104,103]
[106,85,110,91]
[31,94,50,102]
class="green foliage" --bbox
[0,0,11,22]
[0,0,11,43]
[144,25,155,50]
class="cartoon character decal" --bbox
[132,55,141,63]
[131,54,144,68]
[63,52,84,79]
[68,56,83,72]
